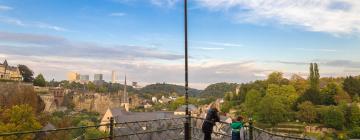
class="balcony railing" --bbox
[0,117,310,140]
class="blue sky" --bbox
[1,0,360,89]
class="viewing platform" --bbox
[0,117,311,140]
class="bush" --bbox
[349,127,360,139]
[323,106,345,130]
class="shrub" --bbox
[349,127,360,139]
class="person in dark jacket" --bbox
[202,104,220,140]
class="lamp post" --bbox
[184,0,190,140]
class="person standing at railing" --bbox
[231,116,244,140]
[202,104,220,140]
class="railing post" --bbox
[109,117,114,140]
[249,118,253,140]
[184,114,191,140]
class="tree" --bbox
[297,101,317,123]
[33,74,46,87]
[343,76,360,98]
[266,84,298,108]
[320,83,351,105]
[86,82,96,91]
[349,127,360,139]
[349,103,360,128]
[323,106,345,130]
[309,63,320,90]
[258,96,288,126]
[267,72,284,85]
[298,88,321,105]
[0,105,42,139]
[18,64,34,82]
[200,82,238,98]
[290,74,308,94]
[244,89,262,116]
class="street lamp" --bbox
[184,0,190,140]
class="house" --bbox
[174,104,198,116]
[0,60,22,81]
[144,103,153,109]
[151,97,157,103]
[99,108,176,132]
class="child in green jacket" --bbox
[231,116,243,140]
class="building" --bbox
[111,70,117,83]
[0,60,22,81]
[67,72,80,82]
[174,104,198,116]
[94,74,103,81]
[144,103,153,109]
[99,108,175,132]
[49,87,68,107]
[94,74,104,85]
[151,97,158,103]
[80,75,89,83]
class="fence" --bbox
[0,117,311,140]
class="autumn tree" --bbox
[0,105,42,139]
[290,74,308,94]
[297,101,317,123]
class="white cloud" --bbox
[0,5,12,11]
[197,0,360,35]
[195,47,225,50]
[202,41,243,47]
[109,12,126,17]
[293,47,337,52]
[0,17,69,32]
[150,0,180,7]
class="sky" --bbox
[1,0,360,89]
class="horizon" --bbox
[1,0,360,89]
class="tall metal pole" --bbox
[184,0,190,139]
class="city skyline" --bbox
[1,0,360,89]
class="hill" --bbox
[199,82,239,98]
[138,83,202,96]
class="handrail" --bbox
[0,116,310,140]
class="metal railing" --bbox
[0,117,311,140]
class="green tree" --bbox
[349,103,360,128]
[266,84,298,108]
[309,63,320,90]
[297,101,316,123]
[0,105,42,135]
[320,83,339,105]
[18,64,34,82]
[298,88,321,105]
[267,72,284,85]
[258,96,288,126]
[33,74,46,87]
[343,76,360,98]
[86,82,96,91]
[323,106,345,130]
[349,127,360,139]
[244,89,262,116]
[290,74,308,94]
